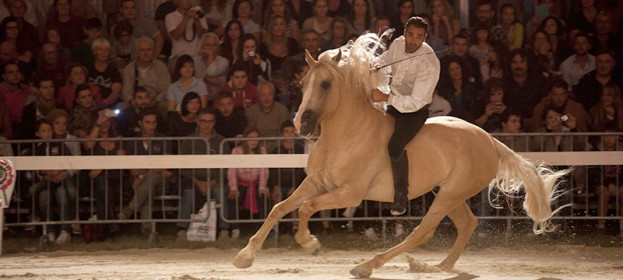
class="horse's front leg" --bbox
[233,178,321,268]
[295,185,363,255]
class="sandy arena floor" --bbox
[1,244,622,279]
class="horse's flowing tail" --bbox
[490,138,571,234]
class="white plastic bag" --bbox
[187,200,216,242]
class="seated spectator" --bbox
[288,0,314,25]
[70,17,103,68]
[88,38,122,107]
[560,32,595,90]
[120,36,171,113]
[347,0,374,36]
[0,61,30,128]
[503,49,548,121]
[302,0,333,40]
[46,0,86,50]
[245,81,289,150]
[278,59,308,116]
[529,104,585,152]
[591,123,622,230]
[218,20,244,63]
[218,63,258,112]
[428,0,459,45]
[496,3,523,51]
[68,84,105,139]
[177,108,232,240]
[441,33,482,89]
[57,63,104,113]
[326,0,351,18]
[201,0,232,37]
[539,16,571,66]
[527,29,556,78]
[233,34,270,85]
[481,42,505,83]
[260,14,300,74]
[493,109,528,152]
[0,16,36,65]
[418,13,446,58]
[165,0,208,62]
[567,0,597,37]
[590,82,623,132]
[438,55,478,122]
[42,26,71,64]
[35,42,67,90]
[591,11,616,54]
[110,19,136,69]
[320,16,348,52]
[227,126,270,239]
[262,0,299,42]
[48,108,80,157]
[389,0,415,39]
[233,0,262,42]
[18,75,55,140]
[474,78,506,132]
[113,0,163,56]
[167,54,208,112]
[291,29,322,62]
[214,90,247,139]
[574,49,620,112]
[118,86,164,137]
[194,33,229,107]
[119,108,173,234]
[528,78,590,132]
[468,23,493,70]
[165,91,200,137]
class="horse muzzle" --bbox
[298,110,317,136]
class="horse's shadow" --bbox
[351,272,480,280]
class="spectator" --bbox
[70,17,102,68]
[233,0,262,42]
[177,108,232,240]
[475,78,506,132]
[529,77,590,132]
[567,0,597,38]
[218,63,258,112]
[0,16,34,66]
[292,29,322,61]
[497,3,523,51]
[528,29,556,78]
[35,42,67,90]
[371,15,391,44]
[428,0,459,45]
[154,0,175,59]
[529,104,585,152]
[233,33,270,85]
[442,33,482,89]
[502,49,547,121]
[278,59,308,116]
[167,54,208,112]
[260,14,300,74]
[525,0,561,37]
[287,0,314,25]
[560,32,595,90]
[17,75,55,140]
[48,107,80,157]
[219,20,244,64]
[245,81,289,150]
[88,38,122,107]
[227,126,270,239]
[0,39,32,80]
[326,0,351,18]
[1,12,38,60]
[68,84,110,139]
[469,23,493,68]
[45,0,86,50]
[165,91,200,137]
[165,0,208,62]
[438,55,479,122]
[0,84,10,141]
[590,11,615,54]
[591,123,622,231]
[119,108,173,235]
[110,19,136,69]
[120,36,171,113]
[493,109,528,152]
[302,0,333,40]
[590,82,623,132]
[194,33,229,108]
[263,0,300,42]
[539,16,571,65]
[201,0,233,37]
[42,26,70,63]
[347,0,374,36]
[269,120,305,212]
[390,0,415,39]
[428,88,451,117]
[57,63,103,112]
[482,42,505,83]
[113,0,162,53]
[574,49,620,112]
[214,90,247,139]
[0,0,38,28]
[468,0,504,43]
[320,16,348,52]
[0,61,30,128]
[117,86,163,137]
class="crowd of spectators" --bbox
[2,0,623,242]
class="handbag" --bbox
[187,200,217,242]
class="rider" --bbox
[371,16,440,215]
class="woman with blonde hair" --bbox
[428,0,459,45]
[260,14,300,74]
[262,0,300,42]
[590,82,623,132]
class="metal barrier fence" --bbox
[2,132,622,252]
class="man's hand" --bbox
[228,189,240,199]
[371,89,389,102]
[195,180,208,196]
[259,188,271,198]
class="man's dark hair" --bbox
[405,16,428,34]
[198,107,216,117]
[1,61,18,75]
[138,108,158,122]
[35,74,55,88]
[133,86,149,99]
[572,31,590,44]
[540,104,564,122]
[476,0,492,9]
[500,107,522,124]
[74,83,91,97]
[229,62,249,78]
[452,32,469,43]
[548,77,568,92]
[84,17,103,30]
[603,121,620,132]
[217,90,234,101]
[280,120,295,133]
[595,48,615,59]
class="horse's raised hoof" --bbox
[300,235,321,255]
[350,263,372,278]
[233,247,255,268]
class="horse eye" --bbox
[320,80,331,90]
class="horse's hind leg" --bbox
[233,179,322,268]
[438,201,478,270]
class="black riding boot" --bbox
[390,152,409,216]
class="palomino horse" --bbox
[233,34,568,278]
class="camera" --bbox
[104,109,120,117]
[559,115,568,122]
[196,10,205,18]
[248,51,255,57]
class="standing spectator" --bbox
[529,104,585,152]
[567,0,597,38]
[214,90,247,139]
[233,34,270,85]
[574,49,620,112]
[528,77,590,133]
[164,91,200,137]
[201,0,233,37]
[17,75,54,140]
[263,0,300,41]
[165,0,208,63]
[503,49,548,121]
[475,78,506,132]
[218,63,258,112]
[177,108,232,240]
[0,61,30,128]
[57,63,103,112]
[497,3,523,51]
[245,81,289,150]
[233,0,262,42]
[194,33,229,108]
[347,0,373,36]
[589,83,623,132]
[219,20,244,64]
[166,54,208,112]
[88,38,122,107]
[438,55,479,122]
[302,0,333,40]
[260,14,300,74]
[120,36,171,113]
[539,16,571,65]
[320,16,348,52]
[35,42,67,90]
[390,0,415,39]
[45,0,86,50]
[70,17,103,68]
[428,0,459,45]
[590,11,616,54]
[269,120,305,205]
[560,32,595,90]
[227,126,270,239]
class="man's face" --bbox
[218,97,234,116]
[594,14,611,35]
[231,70,248,91]
[452,38,468,56]
[595,53,615,76]
[137,40,154,63]
[9,0,26,18]
[510,54,528,77]
[573,36,590,56]
[42,43,58,64]
[119,0,137,20]
[2,64,21,85]
[550,87,568,108]
[133,91,152,110]
[38,80,55,101]
[139,114,158,137]
[0,42,15,62]
[258,84,274,108]
[197,113,216,135]
[502,115,521,133]
[475,4,494,23]
[404,25,426,53]
[301,33,320,53]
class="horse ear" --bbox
[332,49,342,62]
[305,49,317,67]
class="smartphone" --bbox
[105,109,120,117]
